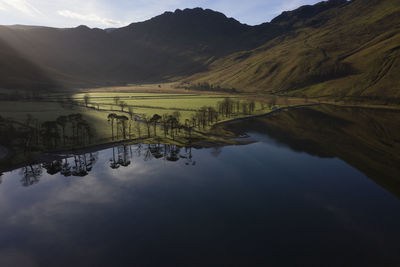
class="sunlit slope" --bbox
[185,0,400,99]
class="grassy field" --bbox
[71,92,271,122]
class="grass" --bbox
[71,92,270,122]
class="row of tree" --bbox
[8,113,95,155]
[106,98,263,141]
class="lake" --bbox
[0,105,399,266]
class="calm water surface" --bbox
[0,130,399,266]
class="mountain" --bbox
[0,0,399,101]
[185,0,400,101]
[0,8,283,90]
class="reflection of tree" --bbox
[61,158,72,177]
[110,146,120,169]
[118,143,196,165]
[109,145,133,169]
[144,145,154,161]
[149,144,163,159]
[166,145,181,162]
[21,164,42,187]
[71,153,98,177]
[7,152,98,187]
[12,142,198,187]
[182,146,196,166]
[43,160,62,175]
[72,155,88,177]
[134,143,142,158]
[87,153,98,172]
[118,145,131,167]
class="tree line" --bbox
[106,97,261,142]
[0,113,94,157]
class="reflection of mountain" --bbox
[223,105,400,198]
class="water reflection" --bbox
[13,144,197,187]
[20,164,42,187]
[0,106,400,266]
[223,105,400,198]
[18,153,99,187]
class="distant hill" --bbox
[0,0,399,101]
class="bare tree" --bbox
[107,113,117,140]
[84,94,91,107]
[143,115,152,138]
[119,101,127,112]
[116,115,129,139]
[128,106,134,138]
[56,115,68,145]
[150,114,162,137]
[135,119,142,138]
[249,101,256,114]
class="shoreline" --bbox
[1,102,398,173]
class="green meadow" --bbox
[71,92,271,125]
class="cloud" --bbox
[57,9,125,27]
[0,0,42,16]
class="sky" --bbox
[0,0,322,28]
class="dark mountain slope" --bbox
[0,30,58,91]
[186,0,400,100]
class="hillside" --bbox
[185,0,400,101]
